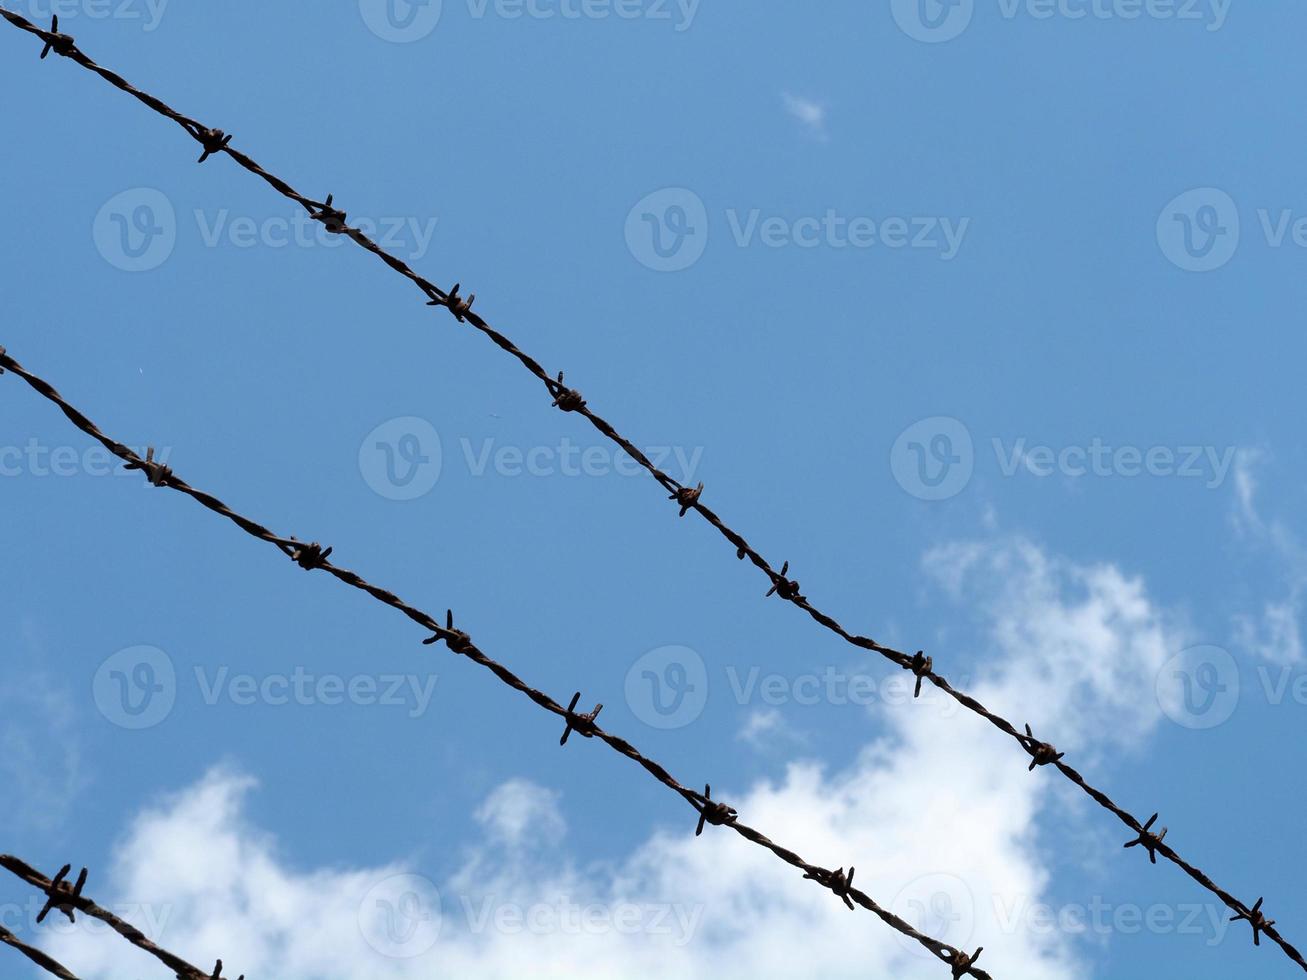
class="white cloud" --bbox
[1230,450,1306,664]
[736,708,806,751]
[43,538,1185,980]
[782,93,827,139]
[474,778,565,847]
[1232,449,1265,536]
[922,538,1179,748]
[0,669,86,830]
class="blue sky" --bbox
[2,1,1306,978]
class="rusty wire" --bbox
[0,349,989,978]
[1,7,1303,974]
[0,921,80,980]
[0,856,240,980]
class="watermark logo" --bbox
[0,440,172,480]
[1155,188,1307,271]
[94,190,438,270]
[359,417,443,500]
[891,0,974,43]
[359,0,443,41]
[892,873,977,958]
[362,0,699,37]
[1,896,173,941]
[459,895,702,942]
[359,418,703,495]
[1157,188,1240,272]
[724,211,969,257]
[624,645,708,729]
[626,191,970,272]
[993,438,1235,488]
[891,417,974,500]
[625,188,709,273]
[92,645,176,729]
[992,894,1231,942]
[93,188,176,273]
[1155,644,1240,730]
[16,0,169,32]
[193,210,438,257]
[359,873,443,958]
[193,667,439,718]
[724,665,963,714]
[892,420,1237,499]
[892,0,1231,40]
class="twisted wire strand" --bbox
[1,8,1301,972]
[0,349,987,977]
[0,922,82,980]
[0,856,238,980]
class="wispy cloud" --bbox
[735,708,807,752]
[1230,450,1306,664]
[782,92,828,140]
[0,664,87,831]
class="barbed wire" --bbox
[0,856,239,980]
[0,348,989,978]
[1,922,80,980]
[0,7,1301,973]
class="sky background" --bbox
[2,1,1306,978]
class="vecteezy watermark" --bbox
[92,645,177,729]
[14,0,169,32]
[891,0,976,42]
[0,441,173,479]
[1155,644,1240,729]
[359,416,704,499]
[891,0,1230,43]
[893,873,1231,951]
[624,187,970,272]
[92,188,439,272]
[623,645,965,729]
[723,665,963,715]
[625,189,709,273]
[0,896,173,942]
[1156,643,1307,730]
[359,874,443,959]
[355,872,701,956]
[890,417,1237,501]
[359,0,700,42]
[359,417,443,501]
[93,188,177,273]
[1156,188,1240,272]
[892,874,978,959]
[890,417,975,501]
[993,894,1232,945]
[192,210,438,257]
[193,666,439,719]
[1156,186,1307,273]
[625,645,709,729]
[92,646,440,728]
[359,0,444,41]
[457,896,703,944]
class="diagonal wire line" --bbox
[0,856,238,980]
[1,923,82,980]
[0,9,1299,973]
[0,348,990,978]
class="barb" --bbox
[0,350,988,977]
[0,923,81,980]
[0,9,1301,972]
[0,856,238,980]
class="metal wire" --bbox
[1,6,1302,973]
[0,348,989,978]
[0,856,239,980]
[0,922,81,980]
